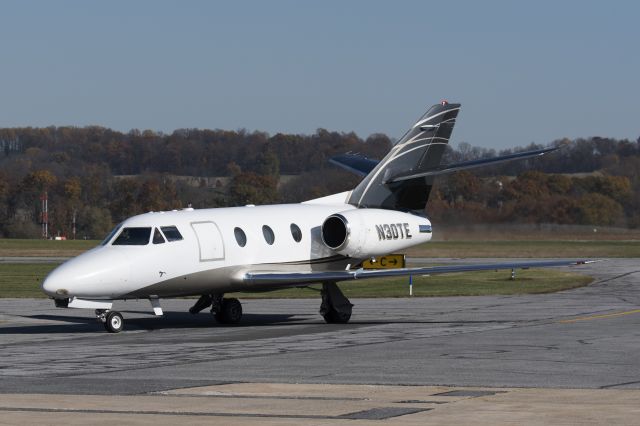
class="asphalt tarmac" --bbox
[1,258,639,424]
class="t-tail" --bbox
[346,101,461,213]
[331,101,557,214]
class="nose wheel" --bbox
[96,309,124,333]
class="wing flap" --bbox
[243,259,596,286]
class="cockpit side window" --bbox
[160,226,183,242]
[101,223,123,246]
[112,227,152,245]
[153,228,166,244]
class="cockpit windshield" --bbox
[112,227,152,246]
[101,223,123,246]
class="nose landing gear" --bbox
[96,309,124,333]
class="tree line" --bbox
[0,126,638,239]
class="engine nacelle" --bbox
[321,208,432,258]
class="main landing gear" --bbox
[188,284,352,326]
[320,282,353,324]
[189,294,243,324]
[96,309,124,333]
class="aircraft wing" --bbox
[243,259,596,286]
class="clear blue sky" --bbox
[1,0,638,149]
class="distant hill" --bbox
[0,126,638,238]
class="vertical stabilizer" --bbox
[347,102,460,213]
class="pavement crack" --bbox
[600,380,640,389]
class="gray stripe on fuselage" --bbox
[122,256,355,298]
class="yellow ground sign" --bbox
[361,254,406,270]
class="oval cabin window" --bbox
[290,223,302,242]
[262,225,275,245]
[234,227,247,247]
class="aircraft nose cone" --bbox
[41,248,130,298]
[42,268,69,298]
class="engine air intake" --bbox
[321,214,348,250]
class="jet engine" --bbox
[321,208,432,258]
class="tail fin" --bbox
[348,101,460,213]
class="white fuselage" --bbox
[42,193,432,300]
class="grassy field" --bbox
[1,237,638,258]
[0,262,592,299]
[229,269,593,299]
[0,263,59,298]
[0,238,628,300]
[0,231,626,299]
[405,240,640,258]
[433,224,640,241]
[0,239,98,257]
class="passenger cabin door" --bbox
[191,221,225,261]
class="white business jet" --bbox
[42,101,590,332]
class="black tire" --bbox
[216,298,242,324]
[104,311,124,333]
[322,309,351,324]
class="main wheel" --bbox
[104,311,124,333]
[322,309,351,324]
[215,298,243,324]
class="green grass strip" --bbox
[1,263,592,299]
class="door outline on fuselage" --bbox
[190,221,225,262]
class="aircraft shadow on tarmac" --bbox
[4,312,301,334]
[3,311,521,334]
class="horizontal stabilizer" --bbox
[329,153,379,177]
[244,259,597,286]
[385,147,558,183]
